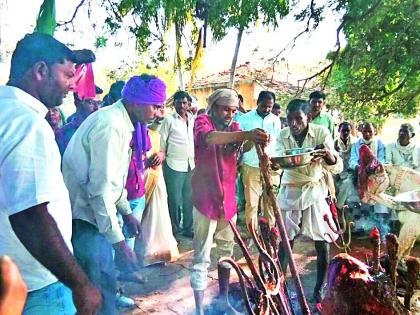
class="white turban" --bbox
[206,88,239,113]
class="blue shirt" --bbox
[233,111,243,122]
[238,110,282,168]
[349,138,386,170]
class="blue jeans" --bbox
[124,196,146,250]
[72,220,116,315]
[23,281,75,315]
[129,196,146,218]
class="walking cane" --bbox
[255,144,311,315]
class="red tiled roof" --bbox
[192,62,297,94]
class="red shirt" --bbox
[192,115,242,221]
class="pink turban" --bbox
[73,63,96,100]
[122,75,167,105]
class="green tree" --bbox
[106,58,178,98]
[329,0,419,125]
[104,0,196,89]
[291,0,419,125]
[202,0,289,88]
[102,0,288,88]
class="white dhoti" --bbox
[335,173,360,209]
[278,167,340,243]
[282,201,338,242]
[275,124,343,243]
[398,210,420,258]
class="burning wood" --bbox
[220,219,294,315]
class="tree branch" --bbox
[295,19,344,94]
[376,79,407,101]
[295,0,383,95]
[400,92,419,110]
[269,0,317,68]
[56,0,87,27]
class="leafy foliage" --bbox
[61,0,418,124]
[106,59,178,97]
[206,0,289,40]
[326,0,420,124]
[102,0,289,67]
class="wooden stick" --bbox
[256,144,311,315]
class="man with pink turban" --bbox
[62,74,166,314]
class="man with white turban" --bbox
[190,88,269,315]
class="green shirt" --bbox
[62,100,134,244]
[311,112,335,138]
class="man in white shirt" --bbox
[238,91,282,231]
[160,91,195,237]
[274,99,342,303]
[0,33,101,314]
[386,123,419,171]
[63,74,166,314]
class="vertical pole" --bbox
[256,144,311,315]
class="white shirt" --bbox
[275,123,343,210]
[386,141,420,171]
[62,101,133,245]
[160,112,195,172]
[238,110,281,168]
[0,86,73,291]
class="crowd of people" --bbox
[0,32,419,315]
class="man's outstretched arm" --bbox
[10,203,102,315]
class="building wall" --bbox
[190,86,214,109]
[239,82,257,110]
[190,81,258,111]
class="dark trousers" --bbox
[72,220,116,315]
[163,161,193,234]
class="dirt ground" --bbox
[120,220,419,315]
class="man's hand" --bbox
[147,152,165,168]
[122,214,141,238]
[271,163,281,171]
[113,241,138,273]
[246,128,270,145]
[312,144,336,165]
[10,204,102,315]
[0,256,27,315]
[72,281,102,315]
